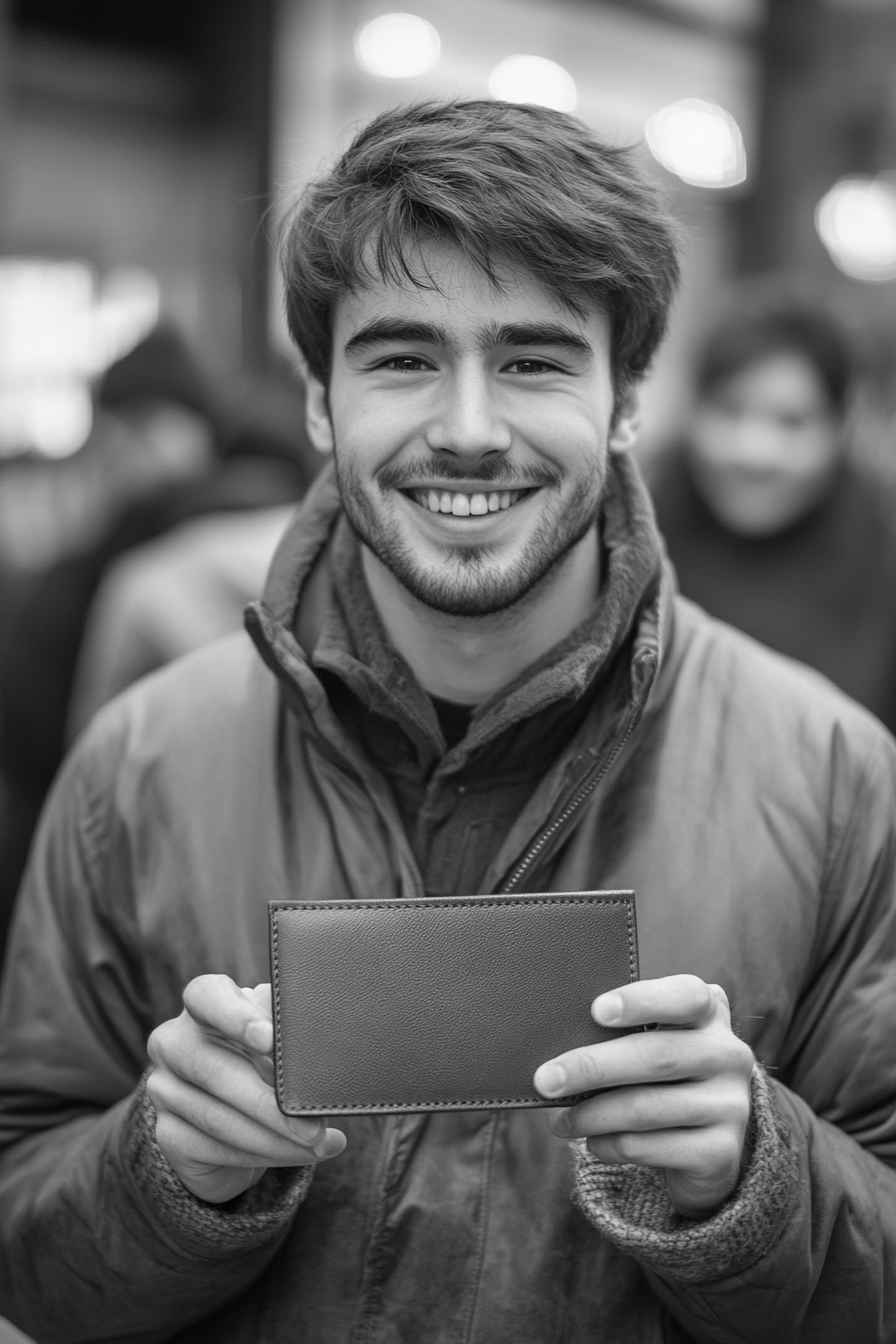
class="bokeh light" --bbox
[487,55,578,112]
[645,98,746,189]
[0,259,159,458]
[354,13,441,80]
[815,176,896,283]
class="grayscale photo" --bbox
[0,2,895,1341]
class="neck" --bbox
[361,529,601,705]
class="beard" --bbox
[333,447,606,617]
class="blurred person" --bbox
[0,332,311,958]
[649,294,896,728]
[66,500,296,736]
[1,99,896,1344]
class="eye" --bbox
[376,355,433,373]
[505,357,562,375]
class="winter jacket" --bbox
[649,447,896,731]
[1,453,896,1344]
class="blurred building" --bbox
[2,0,895,464]
[271,0,764,456]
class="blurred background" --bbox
[1,0,896,952]
[2,0,896,470]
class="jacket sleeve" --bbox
[575,722,896,1343]
[0,714,310,1344]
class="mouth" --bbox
[402,486,535,518]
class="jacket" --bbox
[648,447,896,731]
[1,453,896,1344]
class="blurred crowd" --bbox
[0,325,321,956]
[0,289,896,968]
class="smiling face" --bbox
[688,351,844,537]
[303,242,637,617]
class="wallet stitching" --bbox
[270,894,633,913]
[271,916,286,1106]
[270,893,635,1112]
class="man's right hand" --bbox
[146,974,346,1204]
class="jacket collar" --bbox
[249,451,669,749]
[245,453,675,893]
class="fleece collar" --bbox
[247,451,671,763]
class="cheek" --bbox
[332,394,423,461]
[520,402,608,466]
[690,414,733,465]
[787,427,840,475]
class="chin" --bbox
[383,555,545,617]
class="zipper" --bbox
[498,665,651,894]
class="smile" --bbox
[405,488,531,517]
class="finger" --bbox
[149,1025,305,1145]
[155,1109,346,1172]
[534,1026,750,1099]
[183,974,273,1055]
[149,1069,330,1162]
[548,1078,747,1139]
[591,976,727,1031]
[240,984,273,1017]
[583,1124,743,1179]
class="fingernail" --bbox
[549,1108,572,1136]
[290,1118,323,1145]
[535,1062,567,1097]
[246,1020,271,1052]
[595,993,623,1025]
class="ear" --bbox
[608,384,641,455]
[297,356,335,454]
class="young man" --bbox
[1,100,895,1343]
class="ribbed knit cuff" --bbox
[573,1066,799,1284]
[121,1076,313,1258]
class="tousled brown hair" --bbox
[279,99,681,396]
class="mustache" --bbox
[377,456,561,489]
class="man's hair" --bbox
[280,99,681,396]
[696,291,854,413]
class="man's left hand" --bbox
[534,975,754,1219]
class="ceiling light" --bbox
[354,13,440,80]
[645,98,746,188]
[487,55,578,113]
[815,176,896,282]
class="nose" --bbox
[424,364,512,462]
[726,416,789,472]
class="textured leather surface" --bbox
[270,891,638,1115]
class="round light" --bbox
[815,177,896,282]
[645,99,746,189]
[354,13,440,80]
[487,55,578,113]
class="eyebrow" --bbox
[343,319,454,355]
[479,322,593,356]
[342,316,593,359]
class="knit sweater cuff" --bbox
[121,1076,313,1258]
[573,1065,799,1284]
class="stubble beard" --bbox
[333,447,606,618]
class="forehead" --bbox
[708,351,833,411]
[332,240,608,346]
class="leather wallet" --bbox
[269,890,638,1116]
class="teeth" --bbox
[412,488,524,514]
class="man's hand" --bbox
[534,975,754,1219]
[146,975,346,1204]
